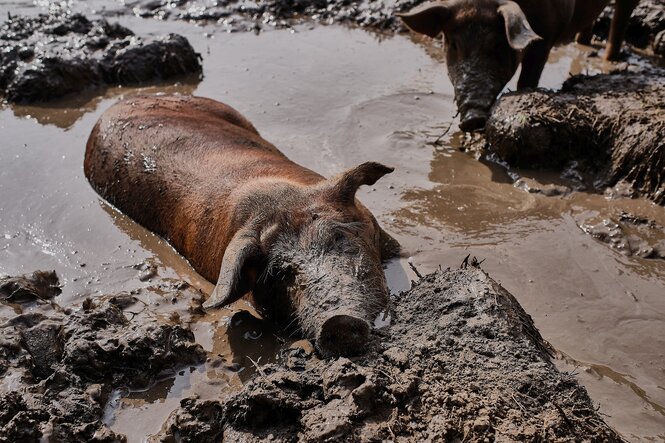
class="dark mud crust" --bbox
[593,0,665,57]
[0,270,61,303]
[119,0,426,31]
[485,66,665,205]
[152,268,622,442]
[0,12,202,103]
[0,273,205,443]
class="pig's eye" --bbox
[311,213,319,221]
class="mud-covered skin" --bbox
[592,0,665,57]
[485,66,665,204]
[85,95,398,357]
[154,267,622,442]
[0,273,205,442]
[398,0,644,131]
[0,12,202,103]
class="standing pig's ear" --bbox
[397,3,453,38]
[329,162,394,205]
[203,228,261,310]
[497,1,542,51]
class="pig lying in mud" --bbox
[399,0,640,131]
[84,95,400,357]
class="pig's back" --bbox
[83,95,312,250]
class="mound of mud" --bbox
[153,267,621,442]
[593,0,665,56]
[120,0,425,31]
[485,66,665,205]
[0,272,205,442]
[0,12,202,103]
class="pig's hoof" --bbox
[460,109,488,132]
[317,315,370,357]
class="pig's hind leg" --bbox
[605,0,639,60]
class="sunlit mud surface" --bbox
[0,1,664,441]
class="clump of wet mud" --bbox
[0,12,202,103]
[576,211,665,259]
[0,272,205,442]
[593,0,665,57]
[0,270,61,303]
[485,66,665,205]
[121,0,424,31]
[154,267,621,442]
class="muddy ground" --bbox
[0,267,622,442]
[1,0,664,441]
[0,270,205,442]
[153,266,620,442]
[482,65,665,206]
[111,0,425,31]
[0,12,201,103]
[593,0,665,57]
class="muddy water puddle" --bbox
[0,3,664,441]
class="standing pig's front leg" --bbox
[517,40,552,89]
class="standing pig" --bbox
[398,0,639,131]
[84,95,400,357]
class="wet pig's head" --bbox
[203,162,400,357]
[399,0,542,131]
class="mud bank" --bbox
[0,12,201,103]
[152,267,621,442]
[593,0,665,57]
[0,271,205,442]
[484,66,665,205]
[119,0,424,31]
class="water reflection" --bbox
[5,77,200,130]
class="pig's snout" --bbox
[317,314,370,357]
[459,107,489,132]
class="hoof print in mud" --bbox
[485,66,665,204]
[0,13,202,103]
[158,269,622,443]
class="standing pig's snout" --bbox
[317,314,370,357]
[459,108,488,132]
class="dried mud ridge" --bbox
[112,0,425,32]
[0,12,202,103]
[0,270,205,443]
[484,65,665,205]
[593,0,665,57]
[153,267,621,442]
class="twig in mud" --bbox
[408,261,424,279]
[433,111,459,145]
[247,356,265,377]
[551,401,576,434]
[511,392,527,414]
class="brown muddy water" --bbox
[0,2,664,441]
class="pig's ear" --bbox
[329,162,394,205]
[498,1,542,51]
[203,229,261,310]
[397,3,452,38]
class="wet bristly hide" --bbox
[84,95,399,357]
